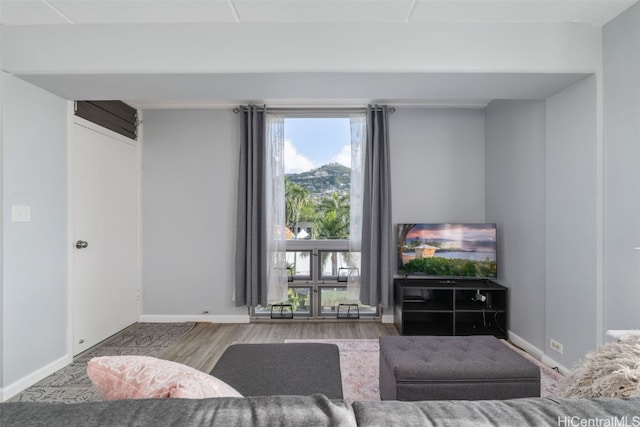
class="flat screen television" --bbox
[397,223,497,279]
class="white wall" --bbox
[545,76,599,369]
[603,1,640,332]
[485,100,546,351]
[391,108,486,225]
[2,23,602,75]
[140,109,247,320]
[1,73,69,395]
[140,107,486,317]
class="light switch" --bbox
[12,205,31,222]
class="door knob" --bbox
[75,240,88,249]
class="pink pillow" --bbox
[87,355,243,400]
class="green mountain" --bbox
[286,163,351,198]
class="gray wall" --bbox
[1,52,4,394]
[140,109,246,317]
[485,100,546,351]
[141,108,487,316]
[603,1,640,331]
[1,73,68,386]
[391,108,486,224]
[545,76,599,368]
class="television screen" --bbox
[397,223,497,278]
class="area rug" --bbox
[285,338,380,402]
[500,339,565,397]
[285,338,563,402]
[9,322,195,403]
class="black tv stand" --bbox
[394,278,508,338]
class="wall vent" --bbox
[75,100,137,140]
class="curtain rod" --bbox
[232,106,395,114]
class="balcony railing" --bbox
[252,240,377,319]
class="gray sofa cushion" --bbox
[3,395,639,426]
[352,397,640,427]
[0,394,355,427]
[211,343,343,399]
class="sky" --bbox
[284,118,351,174]
[407,224,497,242]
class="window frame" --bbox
[286,249,313,281]
[251,110,377,319]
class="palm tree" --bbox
[397,223,416,270]
[315,192,350,275]
[315,192,349,239]
[285,178,311,239]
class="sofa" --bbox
[4,337,639,426]
[2,394,639,426]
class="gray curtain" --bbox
[235,105,268,307]
[360,105,393,308]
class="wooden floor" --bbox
[162,321,399,373]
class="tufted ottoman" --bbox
[379,335,540,401]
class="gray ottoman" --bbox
[211,343,343,399]
[379,336,540,401]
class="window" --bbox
[319,286,377,317]
[285,250,312,280]
[252,114,376,319]
[284,117,352,240]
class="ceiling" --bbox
[1,0,637,26]
[2,1,637,108]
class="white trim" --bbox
[541,354,572,376]
[0,55,4,400]
[66,101,75,362]
[136,109,143,320]
[381,314,394,324]
[508,330,545,360]
[0,354,72,402]
[595,69,605,348]
[73,116,137,147]
[508,330,572,375]
[139,315,251,324]
[137,100,490,110]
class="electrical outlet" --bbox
[550,338,563,354]
[12,205,31,222]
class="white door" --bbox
[71,119,139,355]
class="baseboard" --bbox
[381,314,394,324]
[541,354,572,376]
[139,314,251,324]
[0,354,72,402]
[508,330,546,360]
[508,330,572,375]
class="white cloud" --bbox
[330,144,351,168]
[284,139,315,173]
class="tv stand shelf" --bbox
[394,278,508,338]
